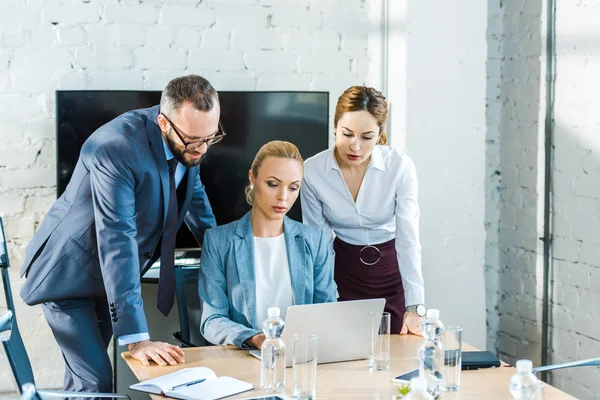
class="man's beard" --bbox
[166,131,204,168]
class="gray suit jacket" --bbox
[198,212,337,348]
[20,105,216,338]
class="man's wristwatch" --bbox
[405,304,427,317]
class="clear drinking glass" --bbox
[442,326,463,391]
[292,334,318,400]
[369,311,391,371]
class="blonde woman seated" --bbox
[198,141,337,349]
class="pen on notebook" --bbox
[170,378,206,391]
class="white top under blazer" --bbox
[301,145,424,306]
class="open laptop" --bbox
[250,298,386,366]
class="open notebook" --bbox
[130,367,253,400]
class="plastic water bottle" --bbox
[260,307,286,392]
[402,376,434,400]
[419,309,445,397]
[509,359,540,399]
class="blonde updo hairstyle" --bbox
[334,85,388,145]
[245,140,304,206]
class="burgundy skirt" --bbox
[333,237,406,334]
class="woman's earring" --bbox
[249,184,254,189]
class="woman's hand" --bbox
[400,311,424,336]
[245,333,266,349]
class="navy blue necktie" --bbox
[157,158,179,316]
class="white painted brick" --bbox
[26,119,55,141]
[161,6,216,27]
[116,25,146,48]
[76,47,133,69]
[322,10,368,37]
[281,29,339,53]
[0,194,24,215]
[143,70,188,90]
[24,194,55,214]
[57,27,86,47]
[201,26,232,51]
[311,0,364,11]
[233,27,283,51]
[551,308,572,332]
[188,50,245,72]
[85,25,118,47]
[104,5,159,24]
[0,167,55,189]
[0,4,42,26]
[256,73,312,91]
[205,0,258,4]
[246,51,297,73]
[11,70,57,94]
[496,335,518,359]
[145,26,177,49]
[0,51,11,72]
[3,215,35,239]
[0,25,28,48]
[300,52,350,73]
[0,95,45,121]
[0,145,39,167]
[578,334,600,359]
[212,5,269,28]
[28,26,60,50]
[35,141,56,167]
[201,71,257,91]
[573,174,600,199]
[174,27,203,50]
[553,238,581,262]
[136,48,190,70]
[55,69,87,90]
[573,313,600,340]
[87,70,144,90]
[271,7,321,29]
[260,0,310,6]
[579,241,600,266]
[42,3,101,25]
[11,49,72,72]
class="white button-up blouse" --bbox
[300,145,424,306]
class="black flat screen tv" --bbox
[56,90,329,250]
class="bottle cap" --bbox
[516,359,533,372]
[409,376,427,392]
[426,309,439,319]
[267,307,280,317]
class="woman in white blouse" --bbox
[301,86,425,335]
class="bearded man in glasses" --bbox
[20,75,221,393]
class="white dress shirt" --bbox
[117,137,187,346]
[253,233,294,329]
[301,145,424,306]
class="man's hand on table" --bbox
[245,333,266,349]
[128,340,185,366]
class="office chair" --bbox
[20,383,42,400]
[1,310,128,399]
[173,264,212,347]
[532,358,600,374]
[0,217,16,314]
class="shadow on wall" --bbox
[484,0,545,367]
[548,117,600,398]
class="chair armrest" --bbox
[532,358,600,374]
[38,389,129,399]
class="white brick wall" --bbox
[550,0,600,398]
[487,0,600,398]
[0,0,373,394]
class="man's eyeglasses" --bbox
[160,113,226,151]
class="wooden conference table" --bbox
[122,335,574,399]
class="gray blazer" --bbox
[19,105,216,338]
[198,212,337,348]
